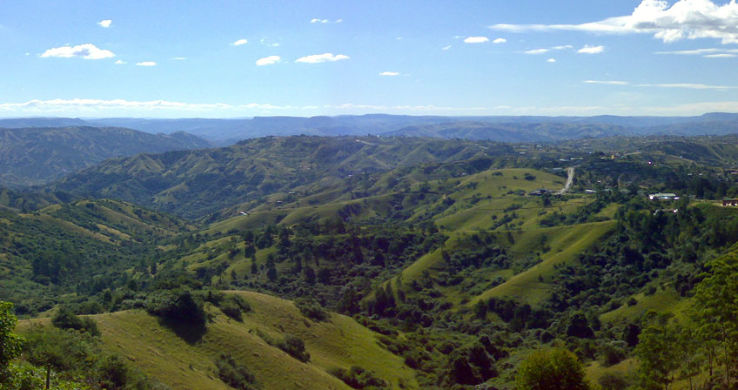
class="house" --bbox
[648,193,678,201]
[723,199,738,207]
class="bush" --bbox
[215,353,259,390]
[219,295,252,322]
[294,298,328,322]
[51,306,100,336]
[279,335,310,363]
[515,348,588,390]
[255,331,310,363]
[145,289,206,328]
[329,366,388,389]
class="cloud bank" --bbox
[490,0,738,44]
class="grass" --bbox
[600,288,693,324]
[17,291,418,390]
[468,221,616,307]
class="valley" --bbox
[1,131,737,389]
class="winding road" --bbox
[556,167,575,195]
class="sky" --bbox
[2,0,738,118]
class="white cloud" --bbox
[259,39,280,47]
[525,48,549,55]
[552,45,573,50]
[584,80,629,85]
[578,45,604,54]
[256,55,281,66]
[583,79,734,89]
[547,58,556,63]
[490,0,738,44]
[464,36,489,44]
[311,18,342,24]
[5,98,738,117]
[639,83,736,90]
[704,53,736,58]
[655,48,738,58]
[40,43,115,60]
[136,61,157,66]
[295,53,349,63]
[442,45,452,50]
[114,59,126,65]
[232,39,248,46]
[379,71,399,76]
[492,38,507,44]
[98,19,112,28]
[171,57,187,61]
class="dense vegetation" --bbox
[1,134,738,389]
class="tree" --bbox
[692,255,738,387]
[0,301,23,384]
[634,320,682,390]
[515,348,588,390]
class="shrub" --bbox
[279,335,310,363]
[215,353,259,390]
[294,298,328,322]
[515,348,588,390]
[219,295,251,322]
[51,306,100,336]
[145,289,206,329]
[329,366,388,389]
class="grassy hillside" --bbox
[19,291,418,389]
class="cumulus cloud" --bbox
[379,71,400,76]
[40,43,115,60]
[464,36,489,44]
[114,60,126,65]
[490,0,738,44]
[98,19,112,28]
[232,39,248,46]
[442,45,452,50]
[256,56,281,66]
[547,58,557,63]
[525,48,549,55]
[295,53,349,63]
[136,61,156,66]
[578,45,604,54]
[493,38,507,44]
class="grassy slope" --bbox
[20,291,417,390]
[469,221,616,306]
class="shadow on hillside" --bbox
[158,317,207,344]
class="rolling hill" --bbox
[0,126,210,187]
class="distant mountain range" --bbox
[2,113,738,144]
[0,126,210,187]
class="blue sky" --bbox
[2,0,738,118]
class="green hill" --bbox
[0,126,210,187]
